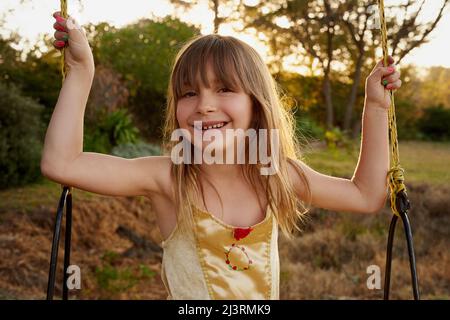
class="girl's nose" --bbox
[195,97,217,114]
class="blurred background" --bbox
[0,0,449,299]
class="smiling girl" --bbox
[41,12,401,300]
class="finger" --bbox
[53,11,63,19]
[372,55,395,72]
[53,40,66,50]
[386,79,402,91]
[53,11,68,26]
[374,65,396,83]
[382,70,400,84]
[53,14,86,44]
[53,21,68,32]
[54,31,69,42]
[382,55,395,67]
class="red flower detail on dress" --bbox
[233,227,253,241]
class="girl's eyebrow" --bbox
[182,78,224,90]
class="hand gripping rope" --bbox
[377,0,419,300]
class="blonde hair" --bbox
[163,34,311,239]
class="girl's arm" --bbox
[289,57,400,214]
[41,12,95,168]
[41,12,171,198]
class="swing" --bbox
[46,0,420,300]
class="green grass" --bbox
[0,177,95,214]
[303,140,450,186]
[95,250,156,294]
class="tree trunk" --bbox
[213,0,220,33]
[323,73,334,129]
[323,21,334,130]
[343,53,364,132]
[352,119,362,139]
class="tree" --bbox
[90,16,199,139]
[341,0,449,137]
[396,65,450,110]
[241,0,349,130]
[0,82,45,188]
[241,0,449,136]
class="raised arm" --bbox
[41,12,170,198]
[288,57,401,214]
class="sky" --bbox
[0,0,449,72]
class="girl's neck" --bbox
[198,163,245,182]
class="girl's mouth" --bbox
[193,121,230,131]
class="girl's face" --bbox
[176,62,254,154]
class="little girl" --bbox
[42,12,402,300]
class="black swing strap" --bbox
[46,186,72,300]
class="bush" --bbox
[84,108,140,153]
[417,105,450,141]
[111,141,162,159]
[324,127,354,153]
[296,114,325,141]
[394,100,422,140]
[0,82,44,189]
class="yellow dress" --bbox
[160,204,279,300]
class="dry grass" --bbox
[279,182,450,300]
[0,191,166,299]
[0,180,448,299]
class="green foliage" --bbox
[0,38,61,125]
[392,99,422,140]
[111,141,162,159]
[102,109,140,145]
[0,82,44,189]
[277,72,322,113]
[83,108,140,153]
[417,105,450,141]
[295,114,325,140]
[324,127,355,153]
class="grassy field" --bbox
[303,140,450,186]
[0,140,448,299]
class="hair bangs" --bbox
[172,36,245,101]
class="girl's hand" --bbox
[365,56,401,109]
[52,11,94,73]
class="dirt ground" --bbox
[0,182,448,300]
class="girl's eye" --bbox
[182,91,196,98]
[219,87,232,93]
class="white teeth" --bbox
[201,122,226,130]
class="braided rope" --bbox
[60,0,68,80]
[60,0,71,195]
[378,0,407,217]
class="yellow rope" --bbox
[377,0,407,217]
[60,0,68,81]
[60,0,72,194]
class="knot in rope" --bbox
[387,165,407,217]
